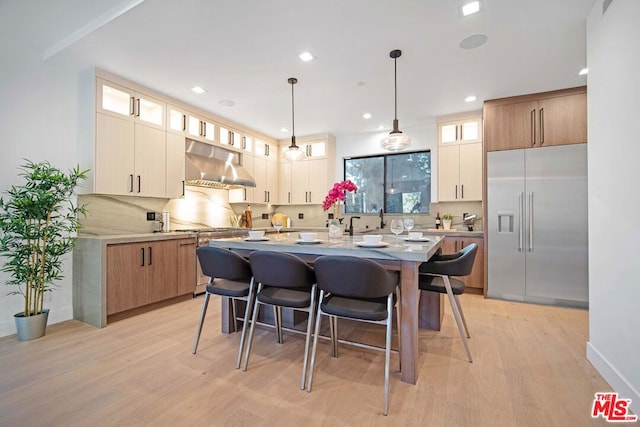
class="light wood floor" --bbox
[0,294,611,426]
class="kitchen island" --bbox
[208,232,444,385]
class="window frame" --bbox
[343,149,431,215]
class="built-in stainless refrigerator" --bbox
[487,143,588,307]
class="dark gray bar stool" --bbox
[418,243,478,363]
[307,255,399,416]
[242,251,317,390]
[192,246,255,370]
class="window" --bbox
[344,151,431,214]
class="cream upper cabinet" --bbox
[219,126,243,149]
[166,132,185,199]
[438,117,482,145]
[97,79,165,130]
[95,113,166,197]
[278,136,335,205]
[250,140,278,204]
[437,115,483,202]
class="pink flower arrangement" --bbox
[322,180,358,211]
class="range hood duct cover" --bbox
[184,139,256,189]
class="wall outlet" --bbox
[146,212,156,221]
[328,213,334,219]
[261,213,268,220]
[298,213,304,220]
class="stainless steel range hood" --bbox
[185,139,256,189]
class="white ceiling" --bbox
[3,0,595,139]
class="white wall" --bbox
[586,0,640,414]
[335,121,439,202]
[0,8,93,336]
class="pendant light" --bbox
[282,77,306,161]
[381,49,411,151]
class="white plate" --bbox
[354,241,389,248]
[296,239,323,244]
[244,237,269,241]
[403,237,430,242]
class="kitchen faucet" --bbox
[379,209,386,229]
[348,216,361,236]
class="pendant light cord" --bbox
[291,81,295,139]
[394,55,398,122]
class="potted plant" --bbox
[0,160,88,341]
[442,213,453,230]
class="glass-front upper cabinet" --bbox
[303,141,327,158]
[97,78,165,130]
[167,105,188,135]
[188,113,215,143]
[438,117,482,144]
[219,127,242,148]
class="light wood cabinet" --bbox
[177,239,197,296]
[439,236,484,290]
[187,113,215,144]
[437,115,483,202]
[97,78,165,130]
[483,87,587,152]
[106,238,195,316]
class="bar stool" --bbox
[418,243,478,363]
[192,246,255,370]
[242,251,317,390]
[307,255,399,416]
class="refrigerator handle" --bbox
[518,192,524,252]
[528,192,534,252]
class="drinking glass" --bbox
[403,218,414,234]
[273,218,283,239]
[390,219,404,247]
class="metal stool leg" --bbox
[242,283,263,371]
[306,290,325,392]
[192,292,211,354]
[383,293,392,416]
[395,286,402,372]
[236,279,255,369]
[444,277,473,363]
[300,285,317,390]
[454,295,470,338]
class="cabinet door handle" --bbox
[135,98,140,117]
[518,192,524,252]
[531,109,536,145]
[182,114,186,131]
[202,122,206,138]
[528,192,534,252]
[461,184,464,199]
[129,174,134,193]
[148,246,152,265]
[228,130,233,145]
[539,108,545,145]
[308,191,312,203]
[242,136,246,149]
[288,192,291,204]
[267,191,270,203]
[130,96,135,116]
[243,188,247,201]
[455,240,458,252]
[141,248,145,266]
[137,175,141,193]
[182,180,185,197]
[455,185,458,199]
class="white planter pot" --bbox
[443,219,452,230]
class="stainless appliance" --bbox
[184,139,256,189]
[486,143,588,307]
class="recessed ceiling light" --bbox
[579,67,589,75]
[363,113,372,119]
[219,99,235,107]
[280,127,289,133]
[461,1,481,16]
[191,86,206,94]
[378,125,385,130]
[464,95,477,103]
[299,52,314,62]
